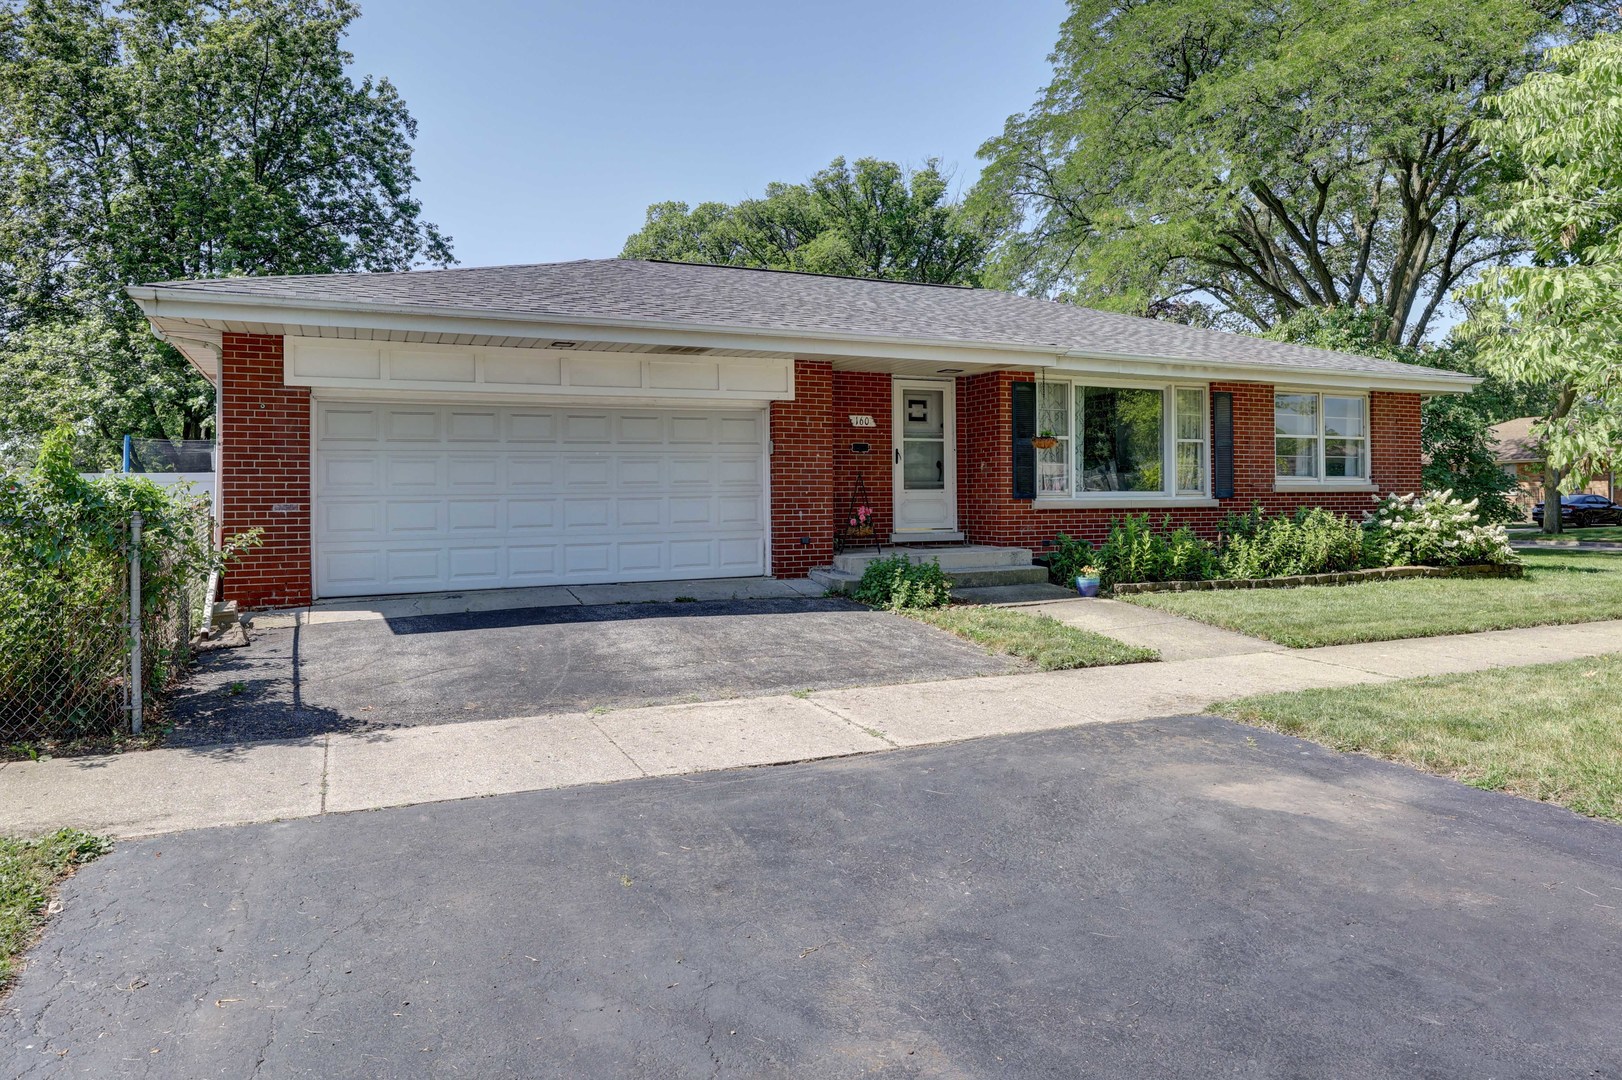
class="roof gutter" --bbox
[1057,347,1479,396]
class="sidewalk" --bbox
[4,618,1621,838]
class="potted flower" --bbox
[1031,429,1059,451]
[847,503,874,538]
[1074,564,1101,598]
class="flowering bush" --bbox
[1363,490,1519,568]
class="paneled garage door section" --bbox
[314,403,767,597]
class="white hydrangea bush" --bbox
[1363,490,1519,567]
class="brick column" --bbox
[769,360,835,577]
[219,333,313,607]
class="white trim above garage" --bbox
[285,338,795,404]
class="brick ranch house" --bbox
[128,260,1476,608]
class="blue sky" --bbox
[344,1,1068,269]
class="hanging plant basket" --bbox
[1031,435,1059,451]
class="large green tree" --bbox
[621,157,1000,285]
[0,0,451,447]
[1465,31,1622,534]
[974,0,1612,346]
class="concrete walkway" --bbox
[1007,597,1288,661]
[3,618,1620,839]
[1512,538,1622,552]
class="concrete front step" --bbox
[831,544,1034,575]
[812,563,1050,594]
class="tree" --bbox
[621,157,1000,285]
[1264,306,1521,523]
[0,0,452,443]
[973,0,1613,346]
[1466,32,1622,534]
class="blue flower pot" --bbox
[1075,575,1101,598]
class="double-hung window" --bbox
[1275,391,1369,483]
[1032,381,1208,501]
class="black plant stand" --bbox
[834,472,884,555]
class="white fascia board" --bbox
[126,288,1066,369]
[1057,349,1480,395]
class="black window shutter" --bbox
[1011,381,1036,500]
[1212,391,1235,499]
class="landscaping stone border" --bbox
[1110,563,1524,595]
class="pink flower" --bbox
[849,518,858,527]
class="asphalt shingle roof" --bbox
[144,259,1468,383]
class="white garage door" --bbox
[314,402,767,597]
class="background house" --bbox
[1492,417,1617,516]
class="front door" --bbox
[892,379,957,537]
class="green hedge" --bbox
[1047,494,1518,590]
[0,428,252,747]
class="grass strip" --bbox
[1,829,110,990]
[1213,654,1622,821]
[1124,550,1622,647]
[908,605,1158,671]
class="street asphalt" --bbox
[164,597,1021,746]
[5,714,1620,1078]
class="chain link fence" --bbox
[0,530,132,747]
[0,504,214,752]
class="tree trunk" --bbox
[1541,464,1563,536]
[1541,382,1578,536]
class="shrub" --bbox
[1218,506,1367,579]
[851,554,953,610]
[1046,533,1096,586]
[1364,490,1519,567]
[1095,515,1218,586]
[1161,524,1219,581]
[1,427,255,745]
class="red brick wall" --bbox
[1371,390,1423,494]
[954,373,1424,551]
[219,333,313,607]
[956,369,1029,542]
[831,370,893,541]
[769,360,835,577]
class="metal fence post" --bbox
[129,510,143,735]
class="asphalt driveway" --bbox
[5,715,1620,1078]
[164,597,1022,746]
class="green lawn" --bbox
[1123,550,1622,647]
[908,605,1158,671]
[1,829,109,990]
[1508,525,1622,543]
[1213,655,1622,822]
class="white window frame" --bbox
[1273,389,1373,489]
[1032,378,1214,507]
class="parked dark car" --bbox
[1532,493,1622,527]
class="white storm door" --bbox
[891,379,957,535]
